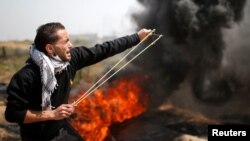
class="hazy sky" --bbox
[0,0,143,41]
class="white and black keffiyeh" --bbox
[30,45,69,110]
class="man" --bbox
[4,22,152,141]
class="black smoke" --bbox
[130,0,247,107]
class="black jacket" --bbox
[5,33,140,139]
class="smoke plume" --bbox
[130,0,248,108]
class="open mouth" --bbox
[66,51,71,56]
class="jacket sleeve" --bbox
[69,33,140,71]
[5,70,31,124]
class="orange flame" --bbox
[70,76,148,141]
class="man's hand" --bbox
[52,104,75,120]
[137,28,153,41]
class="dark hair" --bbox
[34,22,65,53]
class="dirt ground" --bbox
[0,95,20,141]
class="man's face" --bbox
[52,29,73,61]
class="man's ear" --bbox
[45,44,54,56]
